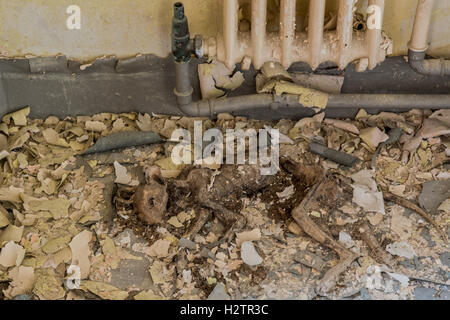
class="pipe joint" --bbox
[408,49,450,76]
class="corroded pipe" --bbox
[208,0,389,71]
[224,0,239,68]
[280,0,296,69]
[308,0,326,70]
[178,93,450,117]
[252,0,267,70]
[337,0,356,69]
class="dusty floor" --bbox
[0,107,449,300]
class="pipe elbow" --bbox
[177,100,212,117]
[408,49,450,76]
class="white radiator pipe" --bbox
[337,0,356,69]
[409,0,435,52]
[308,0,326,70]
[280,0,296,69]
[367,0,385,69]
[252,0,268,70]
[224,0,239,68]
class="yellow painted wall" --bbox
[0,0,449,61]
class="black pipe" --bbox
[172,2,191,63]
[408,49,450,76]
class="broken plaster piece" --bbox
[236,228,262,247]
[113,161,139,186]
[85,120,107,133]
[0,241,26,267]
[198,60,244,100]
[351,170,385,215]
[241,241,263,267]
[4,266,35,299]
[69,230,92,279]
[2,107,30,126]
[386,241,417,259]
[359,127,389,151]
[338,231,355,248]
[42,128,70,148]
[258,79,328,110]
[145,239,171,258]
[276,185,295,201]
[324,119,360,135]
[0,186,24,203]
[419,118,450,139]
[207,283,230,300]
[0,225,24,247]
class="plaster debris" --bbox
[207,283,230,300]
[146,239,171,258]
[338,231,355,248]
[69,230,92,279]
[351,170,385,215]
[114,161,139,186]
[386,241,417,259]
[1,105,448,301]
[236,229,262,247]
[0,241,25,267]
[359,127,389,151]
[241,241,263,266]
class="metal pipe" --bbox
[308,0,326,70]
[252,0,267,70]
[336,0,356,69]
[172,2,193,105]
[408,0,450,76]
[367,0,385,69]
[224,0,239,68]
[178,93,450,117]
[327,94,450,109]
[409,0,435,52]
[174,61,193,105]
[280,0,296,69]
[210,0,389,71]
[211,32,372,71]
[408,51,450,76]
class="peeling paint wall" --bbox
[382,0,450,58]
[0,0,449,61]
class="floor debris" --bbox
[0,107,448,300]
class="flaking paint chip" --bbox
[146,239,171,258]
[2,107,30,126]
[0,241,26,267]
[113,161,139,186]
[69,230,92,279]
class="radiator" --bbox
[203,0,392,71]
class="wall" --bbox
[0,0,449,62]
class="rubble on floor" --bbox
[0,106,448,300]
